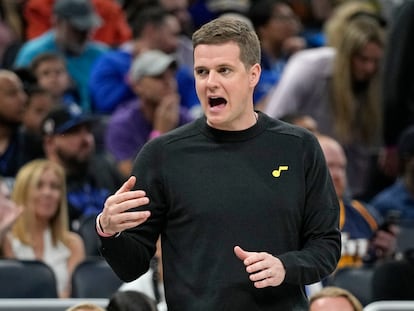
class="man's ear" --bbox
[249,63,261,87]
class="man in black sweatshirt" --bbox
[97,17,341,310]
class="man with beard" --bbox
[13,0,108,112]
[0,70,42,180]
[42,104,124,230]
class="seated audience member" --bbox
[42,104,124,229]
[248,0,305,107]
[22,86,55,135]
[24,0,132,47]
[105,50,193,177]
[0,70,42,179]
[317,135,397,268]
[30,52,80,106]
[309,286,363,311]
[371,125,414,221]
[66,303,105,311]
[88,5,199,115]
[14,0,108,111]
[107,290,158,311]
[0,177,21,257]
[2,159,86,298]
[20,86,55,160]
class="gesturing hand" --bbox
[100,176,151,236]
[234,246,286,288]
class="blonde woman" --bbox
[2,159,85,298]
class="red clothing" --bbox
[24,0,132,46]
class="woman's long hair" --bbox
[331,15,385,145]
[11,159,69,247]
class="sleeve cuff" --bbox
[96,213,117,238]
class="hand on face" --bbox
[234,245,286,288]
[153,93,180,133]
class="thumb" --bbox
[115,176,136,195]
[234,245,251,261]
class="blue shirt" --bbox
[370,179,414,220]
[88,49,199,114]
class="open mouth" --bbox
[209,97,227,107]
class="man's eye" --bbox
[219,68,231,74]
[195,69,208,76]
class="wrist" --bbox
[96,213,116,238]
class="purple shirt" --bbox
[105,99,193,161]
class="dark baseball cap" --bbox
[53,0,101,31]
[42,103,96,135]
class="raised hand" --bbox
[99,176,151,236]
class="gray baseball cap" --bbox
[53,0,102,31]
[129,50,177,82]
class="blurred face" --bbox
[55,19,92,55]
[309,296,354,311]
[261,3,300,45]
[23,93,54,133]
[319,138,347,198]
[194,41,260,130]
[0,74,27,126]
[52,124,95,168]
[156,15,181,54]
[351,41,383,83]
[29,167,62,221]
[134,67,177,105]
[34,59,71,97]
[160,0,191,31]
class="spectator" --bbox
[22,86,55,135]
[107,290,158,311]
[88,5,199,116]
[42,103,124,229]
[0,70,42,180]
[158,0,194,69]
[30,52,80,106]
[309,286,363,311]
[105,50,193,177]
[14,0,108,112]
[317,134,397,268]
[66,303,105,311]
[371,126,414,221]
[264,10,386,200]
[248,0,305,107]
[2,159,86,298]
[0,176,21,257]
[23,0,132,47]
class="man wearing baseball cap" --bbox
[14,0,108,112]
[105,50,193,177]
[42,104,124,231]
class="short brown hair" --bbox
[192,17,261,69]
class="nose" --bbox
[206,71,219,89]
